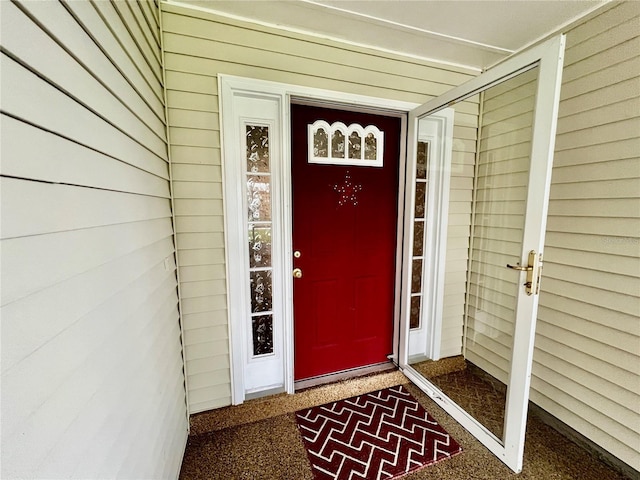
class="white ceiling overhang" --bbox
[168,0,609,71]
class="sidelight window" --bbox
[245,125,274,356]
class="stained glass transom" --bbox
[332,131,345,158]
[308,120,384,167]
[313,127,329,158]
[364,133,377,160]
[246,124,274,356]
[348,131,362,159]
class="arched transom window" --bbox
[308,120,384,167]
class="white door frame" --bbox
[220,75,419,404]
[402,109,455,362]
[399,34,565,472]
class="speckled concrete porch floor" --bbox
[180,370,631,480]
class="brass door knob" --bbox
[293,268,303,278]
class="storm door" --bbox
[399,35,566,472]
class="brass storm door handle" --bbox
[506,250,543,296]
[506,264,530,271]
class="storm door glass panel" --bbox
[246,125,274,356]
[459,70,537,438]
[409,67,538,441]
[401,35,564,474]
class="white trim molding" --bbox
[402,108,454,362]
[220,84,288,404]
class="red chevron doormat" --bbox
[295,385,462,480]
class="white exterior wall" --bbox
[0,1,188,478]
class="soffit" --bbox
[171,0,608,70]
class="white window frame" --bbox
[219,92,287,402]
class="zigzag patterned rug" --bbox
[295,385,462,480]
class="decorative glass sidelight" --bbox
[252,315,274,356]
[410,296,422,330]
[414,182,427,218]
[246,125,270,172]
[410,141,430,330]
[246,124,274,356]
[246,176,271,222]
[416,139,428,179]
[308,120,384,166]
[250,270,273,313]
[248,225,272,268]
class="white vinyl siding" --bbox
[160,3,478,413]
[0,1,187,479]
[531,1,640,471]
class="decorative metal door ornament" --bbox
[332,170,363,207]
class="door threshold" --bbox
[294,361,396,391]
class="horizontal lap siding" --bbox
[0,1,187,479]
[161,3,477,413]
[532,1,640,471]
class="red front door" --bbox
[291,104,401,381]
